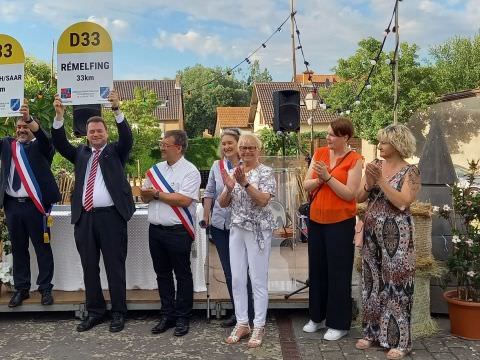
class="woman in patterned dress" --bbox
[218,134,277,348]
[356,124,421,360]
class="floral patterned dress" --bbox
[361,163,420,352]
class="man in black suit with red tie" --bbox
[0,100,61,308]
[51,90,135,333]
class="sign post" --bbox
[0,34,25,118]
[57,22,113,105]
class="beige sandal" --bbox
[226,323,250,344]
[355,339,373,350]
[386,348,409,360]
[247,327,265,348]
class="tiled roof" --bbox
[251,82,338,125]
[216,107,251,128]
[113,80,183,123]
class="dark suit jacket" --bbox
[51,119,135,224]
[0,128,61,209]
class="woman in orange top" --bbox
[302,117,363,341]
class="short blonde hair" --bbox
[238,134,262,150]
[377,124,416,159]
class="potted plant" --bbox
[433,159,480,340]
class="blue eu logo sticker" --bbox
[10,99,21,111]
[100,87,110,99]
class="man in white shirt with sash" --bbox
[141,130,200,337]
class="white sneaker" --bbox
[302,320,325,333]
[323,328,348,341]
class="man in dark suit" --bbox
[0,100,61,307]
[51,90,135,333]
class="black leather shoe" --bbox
[8,290,30,308]
[151,316,176,334]
[109,312,125,333]
[174,318,189,337]
[76,316,104,332]
[40,290,54,305]
[221,314,236,328]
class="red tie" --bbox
[84,150,100,211]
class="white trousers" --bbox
[229,225,272,327]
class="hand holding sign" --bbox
[53,95,66,120]
[108,89,120,109]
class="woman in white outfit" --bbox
[218,134,276,348]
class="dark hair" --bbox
[221,128,241,142]
[86,116,107,131]
[330,117,354,140]
[164,130,188,154]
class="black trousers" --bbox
[4,196,54,292]
[308,217,355,330]
[74,207,127,317]
[149,224,193,320]
[210,225,254,321]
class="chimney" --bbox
[175,75,181,90]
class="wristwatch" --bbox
[244,183,250,189]
[153,190,160,200]
[111,106,119,111]
[25,116,34,124]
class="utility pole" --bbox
[393,0,399,124]
[291,0,297,81]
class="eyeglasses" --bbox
[239,146,257,152]
[159,141,179,149]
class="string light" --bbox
[183,12,293,94]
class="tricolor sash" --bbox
[11,140,53,243]
[146,164,195,240]
[218,158,234,175]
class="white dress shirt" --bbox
[143,156,201,226]
[53,112,126,209]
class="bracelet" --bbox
[325,175,333,183]
[364,184,372,192]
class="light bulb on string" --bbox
[366,81,372,90]
[345,110,351,115]
[370,59,377,65]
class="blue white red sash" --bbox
[146,164,195,239]
[11,140,46,215]
[219,158,234,175]
[11,140,53,243]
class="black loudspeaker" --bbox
[72,104,102,137]
[273,90,300,132]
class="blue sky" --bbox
[1,0,478,81]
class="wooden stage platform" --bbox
[0,239,309,317]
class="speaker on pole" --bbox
[273,90,300,132]
[72,104,102,137]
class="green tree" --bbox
[244,60,272,99]
[429,33,480,94]
[321,38,436,144]
[178,64,250,137]
[0,57,58,137]
[103,88,161,176]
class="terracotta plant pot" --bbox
[443,290,480,340]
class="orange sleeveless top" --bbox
[309,147,362,224]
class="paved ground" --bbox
[0,310,478,359]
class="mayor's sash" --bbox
[11,140,53,243]
[146,164,195,240]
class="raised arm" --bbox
[51,95,77,163]
[20,99,55,161]
[109,89,133,163]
